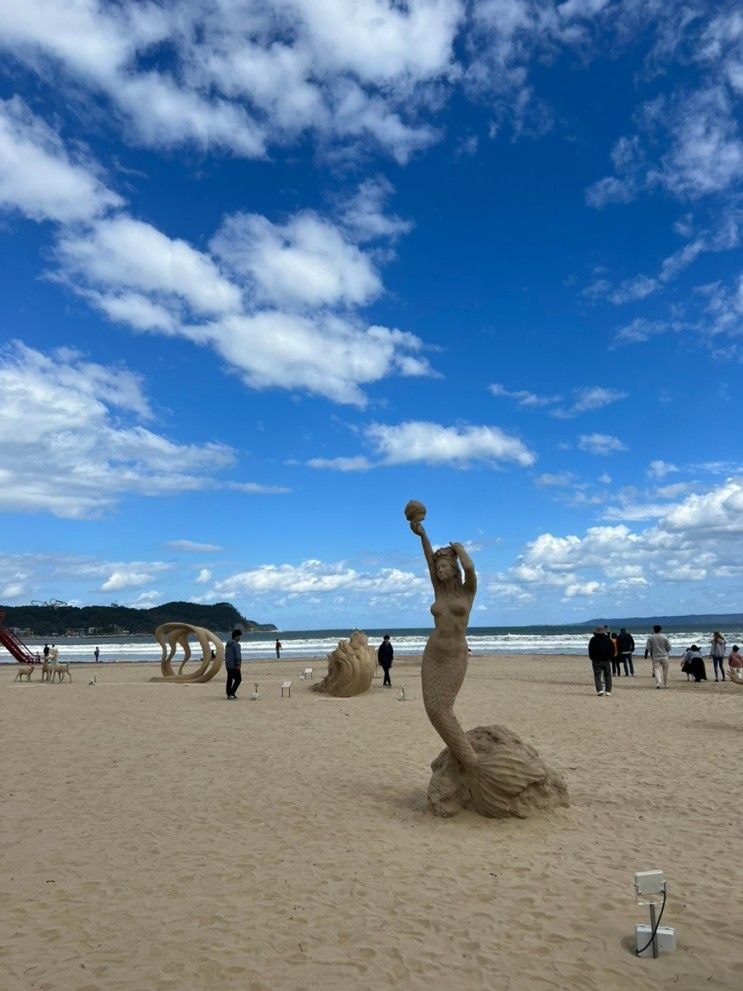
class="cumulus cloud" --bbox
[0,100,434,407]
[366,420,536,467]
[210,211,382,309]
[0,342,280,517]
[0,96,122,222]
[496,477,743,609]
[195,569,212,584]
[578,433,627,455]
[0,0,462,162]
[101,569,157,592]
[212,559,426,599]
[57,216,242,317]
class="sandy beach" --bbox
[2,653,741,991]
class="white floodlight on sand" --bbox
[633,870,676,958]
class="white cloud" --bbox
[307,456,373,472]
[212,559,426,598]
[165,540,225,553]
[578,433,627,455]
[203,313,431,407]
[210,211,381,309]
[562,580,602,598]
[663,478,743,534]
[647,459,679,479]
[57,215,242,317]
[0,341,280,518]
[551,386,626,418]
[489,383,561,407]
[658,86,743,199]
[339,177,413,242]
[366,420,536,467]
[195,569,212,584]
[0,0,462,162]
[101,570,155,592]
[125,590,163,608]
[535,472,574,487]
[0,96,122,222]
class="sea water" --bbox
[4,625,741,664]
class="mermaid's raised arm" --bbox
[411,521,438,587]
[450,542,477,597]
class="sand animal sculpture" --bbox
[150,623,224,683]
[41,655,53,682]
[312,630,375,697]
[405,499,569,819]
[15,664,34,682]
[48,647,72,683]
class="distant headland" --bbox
[1,601,276,637]
[580,612,743,628]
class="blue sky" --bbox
[0,1,741,629]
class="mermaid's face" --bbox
[435,555,456,580]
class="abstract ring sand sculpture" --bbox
[312,630,375,697]
[405,499,569,819]
[149,623,224,683]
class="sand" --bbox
[1,653,741,991]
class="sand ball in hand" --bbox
[404,500,427,524]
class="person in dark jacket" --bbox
[377,634,394,687]
[588,626,613,696]
[616,628,635,676]
[225,628,242,699]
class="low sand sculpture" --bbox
[15,664,34,682]
[150,623,224,683]
[312,630,375,697]
[727,668,743,686]
[406,499,569,819]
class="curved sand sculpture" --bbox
[150,623,224,683]
[312,630,375,697]
[406,499,569,819]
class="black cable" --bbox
[635,886,667,956]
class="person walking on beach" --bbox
[588,626,613,696]
[275,639,282,659]
[610,632,621,677]
[377,634,394,687]
[94,646,100,663]
[728,645,742,677]
[710,632,726,682]
[616,628,635,676]
[645,625,672,689]
[225,629,242,699]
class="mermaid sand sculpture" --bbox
[406,499,569,818]
[312,630,375,697]
[149,622,223,683]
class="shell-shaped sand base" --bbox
[311,630,375,698]
[428,724,569,819]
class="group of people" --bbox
[223,628,396,699]
[589,625,742,695]
[679,632,742,683]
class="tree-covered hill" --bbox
[0,601,276,636]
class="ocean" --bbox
[5,624,742,664]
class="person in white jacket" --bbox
[645,625,672,689]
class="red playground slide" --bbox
[0,609,41,664]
